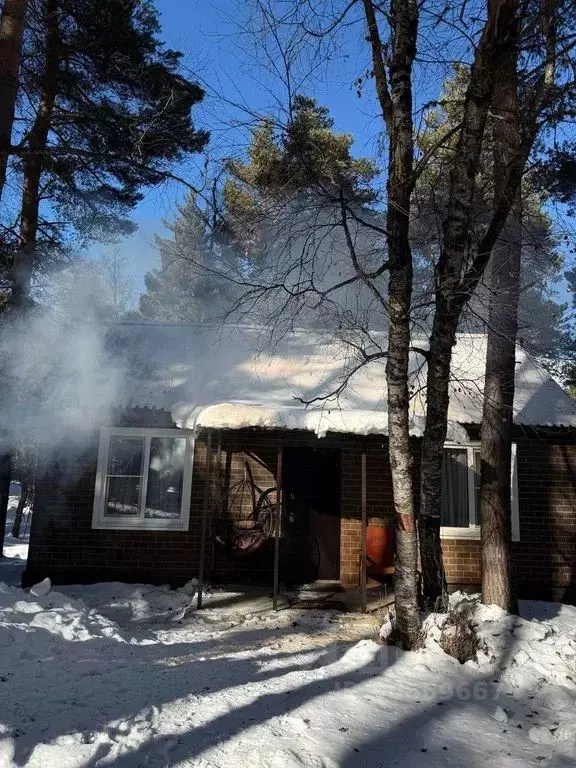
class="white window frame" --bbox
[440,443,519,541]
[92,427,194,531]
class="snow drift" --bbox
[1,582,576,767]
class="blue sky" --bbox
[94,0,389,295]
[100,1,572,309]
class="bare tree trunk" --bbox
[419,0,520,611]
[0,0,60,555]
[13,0,59,309]
[481,49,521,612]
[0,454,11,556]
[419,311,458,609]
[362,0,420,647]
[0,0,27,553]
[0,0,27,204]
[11,476,29,538]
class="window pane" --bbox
[105,476,141,517]
[144,437,186,520]
[107,437,144,476]
[104,437,144,518]
[441,449,469,526]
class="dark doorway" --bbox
[282,446,341,584]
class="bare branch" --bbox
[361,0,394,131]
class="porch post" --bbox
[360,444,367,613]
[210,430,222,575]
[197,429,213,609]
[272,444,283,611]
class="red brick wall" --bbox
[26,427,395,587]
[339,439,397,585]
[26,435,207,585]
[26,425,359,586]
[442,539,482,585]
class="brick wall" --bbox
[26,433,207,585]
[26,424,396,588]
[513,438,576,600]
[339,439,397,585]
[442,539,482,586]
[440,434,576,599]
[24,419,576,599]
[25,423,363,586]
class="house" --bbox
[23,323,576,602]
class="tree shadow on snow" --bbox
[3,616,380,767]
[99,605,576,768]
[337,607,576,768]
[5,586,576,767]
[93,644,403,768]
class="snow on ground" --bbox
[0,489,31,586]
[0,582,575,768]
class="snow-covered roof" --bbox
[107,323,576,438]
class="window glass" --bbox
[441,448,469,527]
[104,437,144,517]
[144,437,186,519]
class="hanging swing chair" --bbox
[213,461,277,557]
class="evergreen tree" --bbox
[534,142,576,395]
[226,95,377,203]
[140,193,240,322]
[413,67,566,357]
[139,98,381,329]
[223,95,378,254]
[217,96,386,334]
[0,0,27,205]
[6,0,209,308]
[562,265,576,396]
[0,0,208,555]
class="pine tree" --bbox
[7,0,209,308]
[480,41,521,613]
[0,0,27,205]
[140,193,240,323]
[534,144,576,396]
[563,265,576,396]
[417,0,572,611]
[413,59,569,609]
[227,96,377,202]
[414,67,565,354]
[224,95,378,254]
[0,0,209,555]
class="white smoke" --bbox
[0,278,123,453]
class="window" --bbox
[93,428,194,531]
[440,444,519,540]
[441,447,479,533]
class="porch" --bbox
[194,579,395,616]
[195,426,396,614]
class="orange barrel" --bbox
[366,525,395,577]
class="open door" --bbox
[282,446,341,584]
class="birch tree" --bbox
[183,0,573,628]
[414,62,563,612]
[361,0,421,646]
[287,0,532,615]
